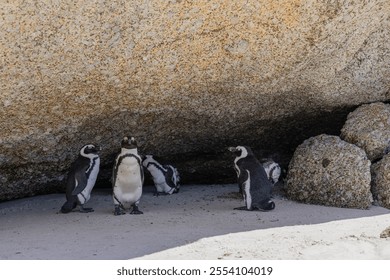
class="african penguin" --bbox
[261,159,281,185]
[228,146,275,211]
[142,155,180,195]
[60,144,101,214]
[112,136,144,215]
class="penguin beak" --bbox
[130,138,137,146]
[228,147,237,153]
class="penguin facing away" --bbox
[142,155,180,196]
[228,146,275,211]
[112,136,144,215]
[60,144,101,214]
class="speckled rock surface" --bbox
[0,1,389,200]
[371,154,390,209]
[341,102,390,161]
[286,134,372,209]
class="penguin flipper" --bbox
[71,170,88,195]
[164,166,175,186]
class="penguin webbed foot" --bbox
[60,207,72,214]
[114,205,125,216]
[79,206,94,213]
[153,191,168,197]
[130,205,143,215]
[60,200,77,214]
[251,204,276,212]
[234,206,251,211]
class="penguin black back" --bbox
[61,144,101,213]
[229,146,275,211]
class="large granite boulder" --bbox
[1,1,389,200]
[371,154,390,209]
[341,102,390,161]
[286,134,372,209]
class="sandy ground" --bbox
[0,184,389,260]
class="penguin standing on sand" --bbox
[228,146,275,211]
[143,155,180,195]
[112,136,144,215]
[60,144,101,213]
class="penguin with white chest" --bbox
[112,136,144,215]
[60,144,101,213]
[228,146,275,211]
[143,155,180,195]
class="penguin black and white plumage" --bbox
[60,144,101,214]
[228,146,275,211]
[142,155,180,195]
[112,136,144,215]
[261,159,281,185]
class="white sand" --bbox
[0,184,389,260]
[138,215,390,260]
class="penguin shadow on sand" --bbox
[228,145,276,212]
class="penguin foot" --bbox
[60,207,72,214]
[60,200,77,213]
[234,206,250,211]
[79,207,94,213]
[130,206,143,215]
[153,191,169,197]
[114,206,125,216]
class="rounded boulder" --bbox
[341,102,390,161]
[371,154,390,209]
[286,134,372,209]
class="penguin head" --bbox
[80,144,101,158]
[228,146,252,157]
[121,136,138,149]
[142,155,154,167]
